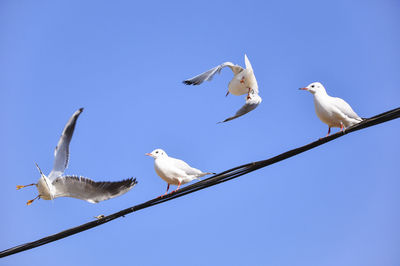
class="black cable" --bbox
[1,107,399,258]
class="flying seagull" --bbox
[146,149,214,197]
[17,108,137,205]
[183,54,262,122]
[299,82,364,136]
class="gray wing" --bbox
[218,94,262,123]
[332,97,361,120]
[168,157,203,176]
[183,62,242,85]
[52,176,137,203]
[48,108,83,180]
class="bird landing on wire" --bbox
[16,108,138,205]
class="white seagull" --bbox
[183,54,262,122]
[300,82,364,136]
[146,149,214,197]
[17,108,137,205]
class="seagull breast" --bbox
[313,94,362,128]
[37,177,52,200]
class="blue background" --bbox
[1,0,399,265]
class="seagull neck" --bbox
[313,90,329,99]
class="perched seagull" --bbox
[146,149,214,197]
[183,54,262,122]
[299,82,364,136]
[17,108,137,205]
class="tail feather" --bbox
[198,172,216,178]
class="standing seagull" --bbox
[183,54,262,122]
[299,82,364,136]
[17,108,137,205]
[146,149,214,197]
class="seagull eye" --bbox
[156,151,159,154]
[311,85,315,88]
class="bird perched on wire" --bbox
[146,149,215,197]
[16,108,137,205]
[183,54,262,123]
[299,82,364,136]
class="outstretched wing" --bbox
[48,108,84,180]
[183,62,242,85]
[52,176,137,203]
[218,94,262,123]
[244,54,253,71]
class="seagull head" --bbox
[299,82,326,95]
[145,149,167,159]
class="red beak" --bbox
[145,153,152,156]
[299,87,308,91]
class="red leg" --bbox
[16,183,35,190]
[171,181,182,194]
[247,88,252,100]
[159,184,170,198]
[325,127,331,137]
[240,77,245,84]
[340,123,344,131]
[26,195,40,205]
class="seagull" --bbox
[17,108,137,205]
[299,82,364,136]
[183,54,262,122]
[146,149,214,197]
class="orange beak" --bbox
[299,87,308,91]
[145,153,152,156]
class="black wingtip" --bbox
[183,80,202,85]
[129,177,138,186]
[217,119,230,124]
[78,107,84,112]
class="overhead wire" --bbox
[1,107,399,258]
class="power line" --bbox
[1,107,399,258]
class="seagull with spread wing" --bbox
[183,54,262,123]
[17,108,137,205]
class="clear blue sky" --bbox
[1,0,399,265]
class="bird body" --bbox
[300,82,363,135]
[146,149,214,195]
[36,175,52,200]
[154,156,208,185]
[228,73,249,96]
